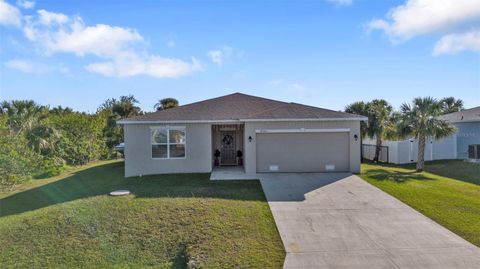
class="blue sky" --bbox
[1,0,479,113]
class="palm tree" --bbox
[439,97,464,114]
[345,101,368,160]
[112,95,142,118]
[154,98,179,111]
[25,125,60,155]
[398,97,456,172]
[345,101,368,137]
[97,95,142,151]
[50,106,73,115]
[0,100,48,135]
[366,99,396,163]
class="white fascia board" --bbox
[117,117,366,125]
[255,128,350,133]
[242,117,367,122]
[117,119,240,125]
[448,120,480,123]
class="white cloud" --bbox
[24,16,143,58]
[5,59,47,74]
[16,0,35,9]
[37,9,69,25]
[5,59,36,73]
[287,83,312,98]
[289,83,305,92]
[167,40,175,48]
[85,53,201,78]
[3,7,200,78]
[433,29,480,55]
[207,46,234,66]
[5,59,71,75]
[267,79,284,87]
[0,0,21,27]
[207,50,223,66]
[367,0,480,41]
[325,0,353,7]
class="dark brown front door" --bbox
[220,131,236,165]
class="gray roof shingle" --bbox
[440,106,480,123]
[118,93,365,123]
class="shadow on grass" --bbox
[365,159,480,186]
[364,169,434,183]
[421,160,480,186]
[0,161,266,218]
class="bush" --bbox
[0,135,65,189]
[0,136,40,189]
[50,113,108,165]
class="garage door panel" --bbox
[256,132,349,172]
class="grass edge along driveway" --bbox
[360,161,480,247]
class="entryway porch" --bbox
[211,124,245,167]
[210,166,258,180]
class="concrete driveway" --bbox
[260,173,480,269]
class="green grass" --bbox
[361,161,480,247]
[0,160,285,268]
[419,160,480,185]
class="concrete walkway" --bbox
[259,173,480,269]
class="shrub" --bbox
[0,136,40,189]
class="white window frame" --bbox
[151,126,186,159]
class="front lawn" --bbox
[0,160,285,268]
[361,161,480,247]
[419,160,480,185]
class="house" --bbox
[117,93,366,177]
[441,106,480,159]
[362,106,480,164]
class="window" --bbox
[151,127,186,159]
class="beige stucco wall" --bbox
[244,121,361,174]
[123,120,361,177]
[124,123,212,177]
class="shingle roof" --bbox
[118,93,365,123]
[440,106,480,123]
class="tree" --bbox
[97,95,142,155]
[50,112,108,165]
[345,101,368,160]
[346,100,396,163]
[366,100,396,163]
[154,98,179,111]
[50,106,73,115]
[25,125,60,155]
[0,100,48,135]
[440,97,464,114]
[112,95,142,118]
[345,101,368,138]
[398,97,456,172]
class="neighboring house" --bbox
[441,106,480,159]
[363,106,480,164]
[117,93,366,177]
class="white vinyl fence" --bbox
[363,135,456,164]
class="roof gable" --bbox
[119,93,365,123]
[440,106,480,123]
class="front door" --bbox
[220,131,236,165]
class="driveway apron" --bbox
[260,173,480,269]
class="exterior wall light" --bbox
[248,136,253,142]
[354,134,358,141]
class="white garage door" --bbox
[256,132,350,173]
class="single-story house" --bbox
[362,106,480,164]
[441,106,480,159]
[118,93,366,178]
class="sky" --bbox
[0,0,479,113]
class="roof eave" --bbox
[117,117,367,125]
